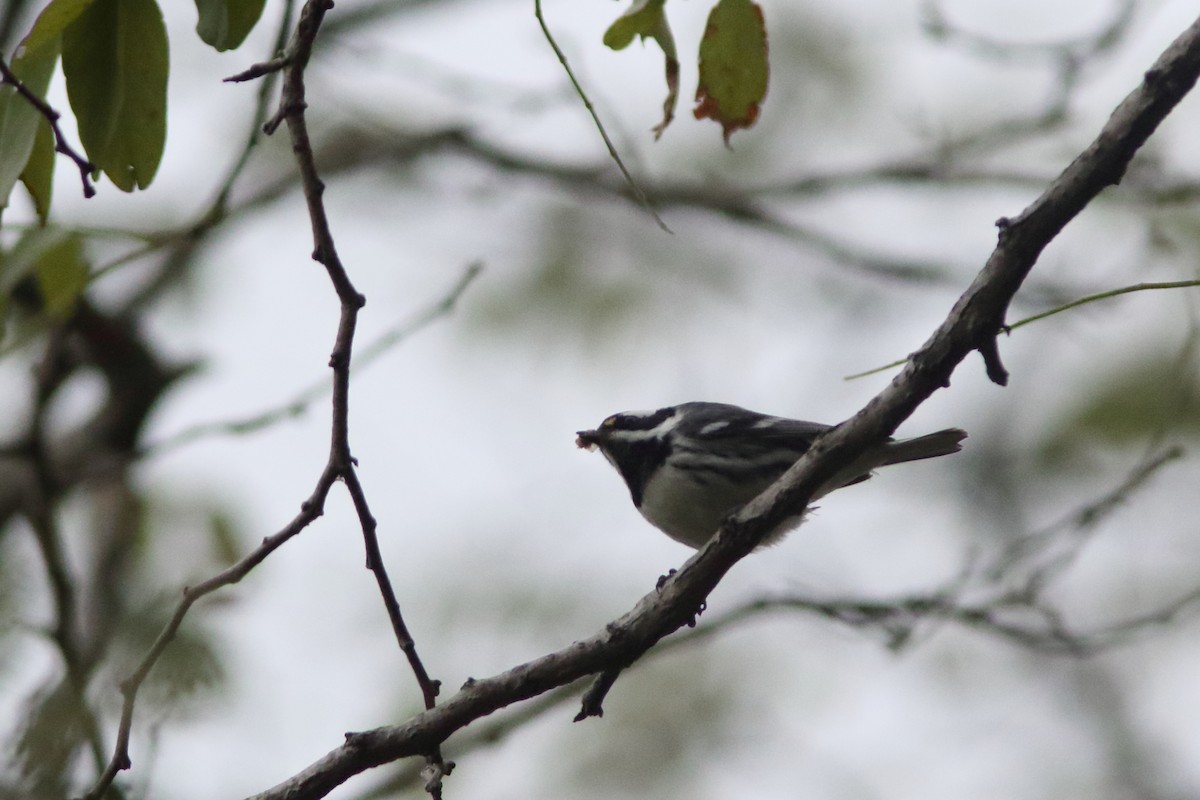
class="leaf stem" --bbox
[846,279,1200,380]
[533,0,671,233]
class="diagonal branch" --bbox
[244,14,1200,800]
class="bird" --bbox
[577,401,966,549]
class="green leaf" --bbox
[14,680,88,797]
[603,0,667,50]
[20,118,57,224]
[604,0,679,139]
[1,227,48,294]
[194,0,267,52]
[1,0,101,218]
[62,0,168,192]
[1039,356,1200,465]
[693,0,769,145]
[208,509,241,566]
[0,35,60,214]
[33,233,88,317]
[16,0,98,55]
[0,228,89,320]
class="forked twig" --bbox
[0,55,96,198]
[80,1,445,797]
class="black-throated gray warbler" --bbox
[577,402,966,549]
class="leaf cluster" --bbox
[0,0,267,222]
[605,0,768,143]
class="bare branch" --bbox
[22,482,115,791]
[224,55,293,84]
[269,0,442,715]
[258,0,445,736]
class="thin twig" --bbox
[78,467,340,800]
[268,0,441,707]
[986,445,1186,584]
[225,55,293,83]
[922,0,1134,64]
[141,262,481,458]
[1005,279,1200,331]
[845,279,1200,380]
[533,0,671,234]
[264,0,447,789]
[213,0,298,213]
[81,1,444,795]
[0,55,96,198]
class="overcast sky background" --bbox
[4,0,1200,798]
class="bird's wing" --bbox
[685,405,832,453]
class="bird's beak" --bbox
[576,429,603,451]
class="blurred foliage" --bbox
[0,21,56,219]
[1040,350,1200,465]
[29,230,88,318]
[470,206,648,337]
[0,0,1199,798]
[194,0,269,52]
[1148,205,1200,263]
[556,651,746,798]
[468,204,738,355]
[13,678,90,799]
[1,480,238,795]
[1,226,93,349]
[111,603,226,715]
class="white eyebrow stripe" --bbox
[753,418,781,429]
[699,421,730,435]
[610,412,682,441]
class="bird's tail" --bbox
[882,428,968,465]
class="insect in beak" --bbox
[575,429,602,450]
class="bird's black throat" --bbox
[603,435,670,508]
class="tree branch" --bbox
[244,14,1200,799]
